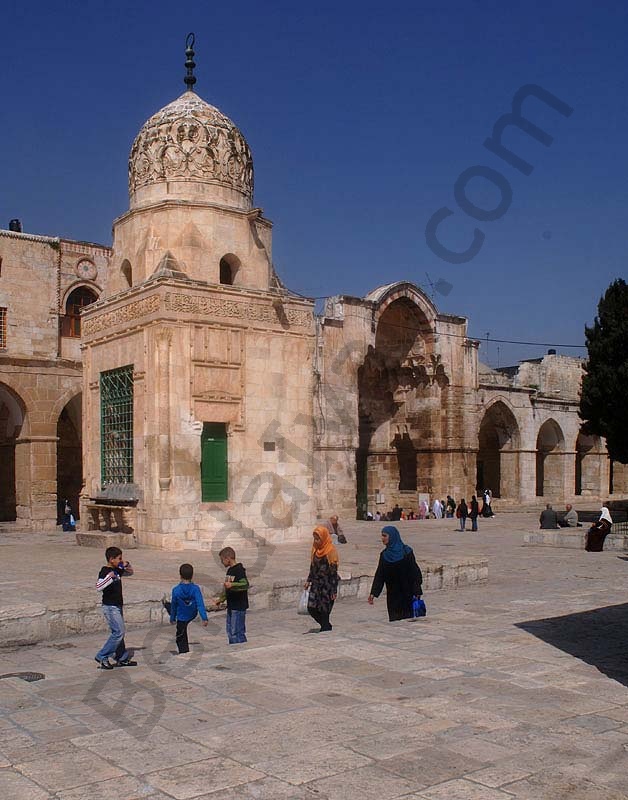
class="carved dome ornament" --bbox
[128,91,254,202]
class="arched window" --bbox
[61,287,98,338]
[219,254,240,286]
[121,259,132,288]
[220,258,233,285]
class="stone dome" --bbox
[128,90,254,210]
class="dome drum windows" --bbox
[219,254,240,286]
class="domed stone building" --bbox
[80,71,316,549]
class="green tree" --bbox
[579,278,628,463]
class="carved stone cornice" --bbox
[164,292,312,328]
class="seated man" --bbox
[539,504,559,529]
[325,514,347,544]
[559,503,579,527]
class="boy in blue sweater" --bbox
[163,563,208,653]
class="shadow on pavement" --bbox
[516,602,628,687]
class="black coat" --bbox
[370,550,423,622]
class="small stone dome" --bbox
[128,90,254,210]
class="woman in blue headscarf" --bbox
[367,526,423,621]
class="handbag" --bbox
[297,588,310,615]
[412,596,427,618]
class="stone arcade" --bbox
[0,53,626,545]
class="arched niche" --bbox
[0,382,26,521]
[476,400,520,499]
[536,418,565,497]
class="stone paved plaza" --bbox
[2,514,628,799]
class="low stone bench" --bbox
[0,556,488,647]
[523,530,628,550]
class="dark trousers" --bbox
[176,621,190,653]
[164,600,191,653]
[308,603,333,631]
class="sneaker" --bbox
[116,659,138,667]
[95,657,114,670]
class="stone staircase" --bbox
[182,506,309,559]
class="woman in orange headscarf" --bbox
[304,525,339,632]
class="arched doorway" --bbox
[358,297,436,516]
[56,394,82,522]
[476,401,520,499]
[0,383,26,521]
[536,419,565,497]
[575,431,602,495]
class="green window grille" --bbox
[100,365,134,485]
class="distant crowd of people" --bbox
[365,489,495,532]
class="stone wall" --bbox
[0,229,110,528]
[81,280,316,547]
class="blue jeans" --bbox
[95,605,129,662]
[471,517,478,531]
[226,609,247,644]
[459,517,466,531]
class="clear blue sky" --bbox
[1,0,626,366]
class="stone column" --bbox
[156,328,173,491]
[518,450,538,503]
[544,450,569,500]
[562,449,576,501]
[15,434,58,530]
[599,454,610,499]
[499,450,520,501]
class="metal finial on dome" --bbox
[184,33,196,91]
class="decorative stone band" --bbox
[82,295,161,336]
[82,291,313,337]
[164,292,312,328]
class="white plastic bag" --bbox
[297,588,310,615]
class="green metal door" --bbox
[201,423,228,502]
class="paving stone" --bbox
[192,775,333,799]
[417,778,515,799]
[14,749,126,791]
[466,764,532,788]
[71,727,216,775]
[147,756,266,799]
[253,744,372,785]
[506,768,628,799]
[55,775,169,799]
[378,746,485,787]
[0,768,52,799]
[305,763,419,800]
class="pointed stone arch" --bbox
[357,283,444,514]
[476,399,520,499]
[536,418,566,497]
[0,382,27,521]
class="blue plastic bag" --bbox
[412,596,426,618]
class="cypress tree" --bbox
[579,278,628,463]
